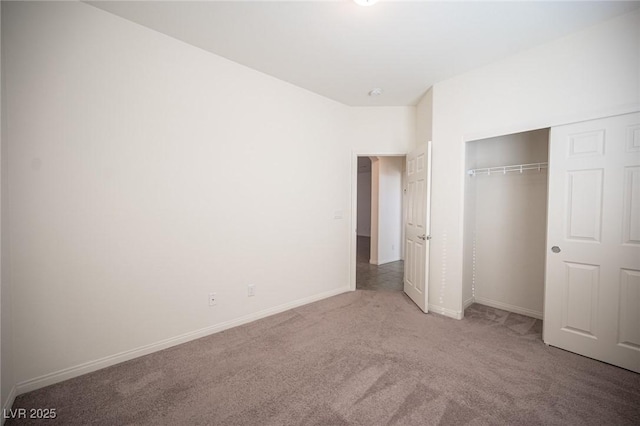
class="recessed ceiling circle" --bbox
[354,0,379,7]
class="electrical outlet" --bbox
[248,284,255,297]
[209,293,217,306]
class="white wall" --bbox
[356,159,371,237]
[428,10,640,318]
[400,159,406,261]
[463,130,549,318]
[350,107,416,152]
[369,157,380,264]
[2,1,415,393]
[375,157,404,265]
[0,0,16,415]
[416,88,433,145]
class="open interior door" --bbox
[404,142,432,312]
[544,112,640,373]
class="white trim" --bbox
[375,257,402,266]
[474,297,543,320]
[15,286,349,395]
[1,385,17,425]
[427,303,463,320]
[463,297,475,310]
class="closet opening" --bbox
[462,128,550,332]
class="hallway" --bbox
[356,236,404,292]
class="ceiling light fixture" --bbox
[354,0,379,6]
[368,88,383,96]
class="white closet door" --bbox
[544,112,640,373]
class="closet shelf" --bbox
[467,162,548,177]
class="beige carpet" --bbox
[8,290,640,425]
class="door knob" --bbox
[551,246,561,253]
[418,234,430,241]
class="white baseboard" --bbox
[473,297,543,320]
[16,286,350,395]
[428,303,463,320]
[2,385,17,425]
[376,257,401,266]
[463,297,475,310]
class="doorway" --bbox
[354,155,406,292]
[461,128,549,352]
[462,129,549,320]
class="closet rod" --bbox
[467,162,548,177]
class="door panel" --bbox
[568,130,605,158]
[404,142,431,312]
[566,169,603,242]
[562,262,599,338]
[545,112,640,373]
[618,269,640,350]
[622,166,640,245]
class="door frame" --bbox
[349,150,408,291]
